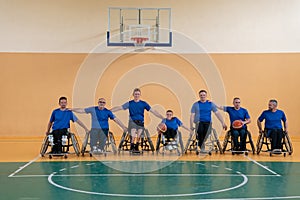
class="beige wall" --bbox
[0,0,300,53]
[0,53,299,138]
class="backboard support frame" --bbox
[107,7,172,47]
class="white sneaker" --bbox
[92,146,97,153]
[97,149,103,153]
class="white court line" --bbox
[10,174,278,178]
[48,172,249,197]
[245,156,281,176]
[8,155,40,177]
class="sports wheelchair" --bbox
[256,129,293,157]
[155,130,184,156]
[184,128,223,155]
[222,129,255,155]
[118,129,155,154]
[40,131,80,159]
[81,131,117,157]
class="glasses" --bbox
[166,114,173,116]
[99,101,106,104]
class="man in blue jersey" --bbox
[190,90,227,150]
[217,97,251,151]
[257,99,288,151]
[160,110,190,141]
[72,98,127,152]
[111,88,164,151]
[46,97,88,154]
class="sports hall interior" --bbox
[1,0,300,199]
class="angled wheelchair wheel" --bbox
[212,129,223,154]
[256,132,264,155]
[81,131,90,156]
[177,131,184,154]
[284,132,293,155]
[222,131,230,153]
[118,131,127,152]
[40,136,49,157]
[156,133,162,152]
[70,133,80,156]
[108,132,117,154]
[145,129,155,152]
[247,131,256,154]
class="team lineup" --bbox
[45,87,288,156]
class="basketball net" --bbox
[131,37,149,49]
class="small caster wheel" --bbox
[284,153,286,157]
[245,152,248,156]
[89,153,92,157]
[49,155,52,159]
[64,155,68,159]
[196,151,199,155]
[270,152,272,157]
[208,152,212,156]
[232,152,235,155]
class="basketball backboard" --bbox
[107,7,172,47]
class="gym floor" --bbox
[1,136,300,200]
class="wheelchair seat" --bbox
[184,128,222,155]
[40,131,80,159]
[81,131,117,157]
[118,129,155,154]
[155,131,184,155]
[256,129,293,156]
[222,129,255,155]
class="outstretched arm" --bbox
[70,108,86,113]
[45,121,53,135]
[76,119,89,132]
[111,106,123,112]
[214,111,227,130]
[180,124,192,132]
[214,103,224,111]
[149,108,164,119]
[113,117,128,132]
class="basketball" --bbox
[232,120,243,129]
[157,123,167,133]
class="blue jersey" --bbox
[258,109,286,129]
[122,100,151,122]
[191,101,217,123]
[224,106,250,128]
[162,117,183,131]
[50,109,78,130]
[84,107,115,129]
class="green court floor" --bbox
[2,160,300,199]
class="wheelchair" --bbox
[222,129,255,155]
[40,131,80,159]
[256,129,293,157]
[184,128,223,155]
[118,129,155,154]
[81,131,117,157]
[155,130,184,156]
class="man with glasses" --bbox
[257,99,288,151]
[72,98,127,152]
[217,97,251,152]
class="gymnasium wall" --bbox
[0,0,300,138]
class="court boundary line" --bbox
[10,173,279,178]
[245,155,281,176]
[8,155,40,177]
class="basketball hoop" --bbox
[131,37,149,49]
